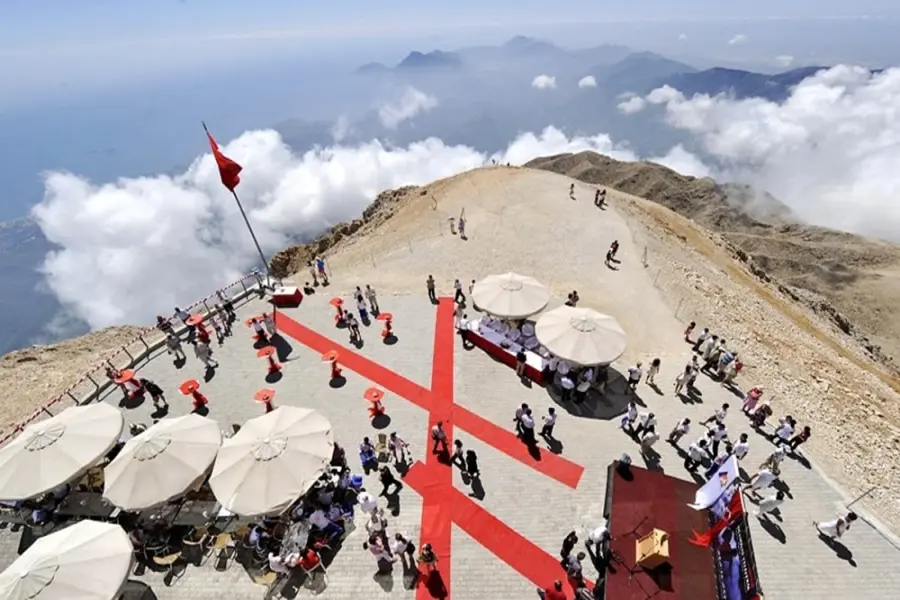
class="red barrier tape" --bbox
[0,274,260,445]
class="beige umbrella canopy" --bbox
[210,406,333,516]
[103,414,222,510]
[535,306,627,366]
[0,403,123,501]
[471,272,550,319]
[0,520,132,600]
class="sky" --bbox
[5,1,900,337]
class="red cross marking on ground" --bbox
[276,300,588,599]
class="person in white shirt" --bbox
[692,327,709,351]
[710,423,728,455]
[640,426,660,452]
[263,312,277,337]
[745,467,777,496]
[431,421,448,454]
[815,512,857,539]
[357,491,378,513]
[702,335,719,361]
[575,376,591,403]
[541,408,557,438]
[365,284,379,312]
[754,491,785,519]
[252,318,268,343]
[634,412,656,436]
[454,278,465,303]
[268,553,292,574]
[702,403,729,426]
[621,402,638,432]
[627,363,643,391]
[586,522,610,556]
[514,403,529,434]
[732,433,750,460]
[193,340,219,368]
[760,447,787,476]
[774,417,795,447]
[668,418,691,445]
[389,432,408,464]
[684,439,709,471]
[520,409,536,445]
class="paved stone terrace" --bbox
[1,289,899,599]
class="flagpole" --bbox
[230,188,271,285]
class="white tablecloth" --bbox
[467,320,548,371]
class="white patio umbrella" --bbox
[103,414,222,510]
[0,403,123,501]
[0,520,132,600]
[535,306,627,366]
[471,272,550,319]
[209,406,333,516]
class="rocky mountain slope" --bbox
[526,151,900,373]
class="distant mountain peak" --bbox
[356,62,391,75]
[501,35,562,54]
[396,50,462,70]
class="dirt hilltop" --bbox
[3,160,900,532]
[526,151,900,373]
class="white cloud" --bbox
[774,55,795,68]
[531,75,557,90]
[646,85,684,105]
[678,33,688,42]
[642,65,900,238]
[331,116,351,142]
[617,96,647,114]
[728,34,748,46]
[578,76,597,89]
[31,127,646,329]
[377,87,437,129]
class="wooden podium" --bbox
[635,528,670,570]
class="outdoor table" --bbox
[55,492,116,519]
[172,500,220,526]
[272,286,303,307]
[465,319,547,384]
[279,522,311,558]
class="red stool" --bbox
[377,312,393,339]
[179,379,208,410]
[254,388,276,414]
[322,350,342,380]
[329,298,345,325]
[257,346,281,374]
[364,387,386,418]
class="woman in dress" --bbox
[742,387,763,414]
[646,358,661,386]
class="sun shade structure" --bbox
[0,403,123,501]
[535,306,627,366]
[0,520,132,600]
[209,406,333,516]
[103,414,222,510]
[471,272,550,319]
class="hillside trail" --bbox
[323,167,687,365]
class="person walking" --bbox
[263,312,277,338]
[388,432,408,464]
[451,439,465,469]
[640,426,660,454]
[692,327,709,352]
[742,386,763,414]
[193,340,218,369]
[417,543,439,573]
[165,334,186,361]
[426,275,437,303]
[537,580,567,600]
[709,423,728,456]
[365,285,379,313]
[356,291,369,321]
[520,408,537,446]
[754,491,786,519]
[674,365,691,396]
[627,363,643,392]
[454,278,465,303]
[469,279,476,297]
[668,418,691,445]
[379,466,402,496]
[646,358,661,386]
[307,260,318,286]
[541,408,557,439]
[744,467,777,496]
[347,313,362,342]
[560,531,579,564]
[702,403,729,426]
[315,256,329,285]
[733,433,751,460]
[634,412,656,437]
[431,421,448,454]
[251,317,268,345]
[814,512,858,540]
[515,349,527,378]
[789,426,811,451]
[209,313,225,344]
[141,379,168,410]
[684,321,696,342]
[514,403,529,435]
[684,439,709,471]
[621,401,638,432]
[774,416,795,447]
[465,449,481,479]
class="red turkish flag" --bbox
[203,124,242,191]
[688,490,745,547]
